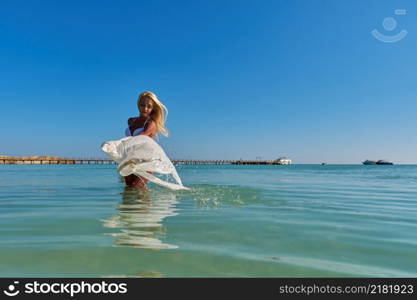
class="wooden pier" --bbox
[173,160,290,165]
[0,158,291,165]
[231,160,291,165]
[0,158,116,165]
[172,160,233,165]
[0,156,291,165]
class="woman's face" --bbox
[139,97,154,117]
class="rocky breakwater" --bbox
[0,155,75,164]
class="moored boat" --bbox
[362,160,377,165]
[376,160,394,165]
[362,159,394,165]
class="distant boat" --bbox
[274,157,292,165]
[362,159,394,165]
[321,162,327,165]
[376,160,394,165]
[363,160,377,165]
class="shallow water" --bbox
[0,164,416,277]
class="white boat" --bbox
[275,157,292,165]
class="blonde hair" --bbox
[137,91,169,137]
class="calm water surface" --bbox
[1,164,416,277]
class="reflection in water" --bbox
[102,187,179,250]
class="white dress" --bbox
[101,120,189,191]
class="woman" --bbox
[124,91,169,188]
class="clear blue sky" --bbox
[1,0,416,163]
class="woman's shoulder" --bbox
[143,118,155,128]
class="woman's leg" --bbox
[124,174,148,188]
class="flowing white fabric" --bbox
[101,135,189,191]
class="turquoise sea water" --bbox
[0,164,416,277]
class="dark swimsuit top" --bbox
[125,118,149,136]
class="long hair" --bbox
[137,91,169,137]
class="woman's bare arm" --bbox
[139,120,157,137]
